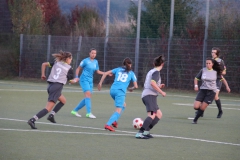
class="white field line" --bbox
[0,88,110,93]
[0,117,239,147]
[173,103,240,110]
[169,94,240,102]
[0,87,239,102]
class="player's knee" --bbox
[157,110,162,119]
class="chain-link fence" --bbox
[1,0,240,93]
[18,35,240,92]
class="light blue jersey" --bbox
[110,67,137,93]
[79,57,99,82]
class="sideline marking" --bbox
[0,117,240,147]
[0,89,109,93]
[173,103,240,110]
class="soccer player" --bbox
[97,57,138,132]
[27,51,78,129]
[135,55,166,139]
[71,48,104,119]
[211,47,230,118]
[193,58,223,124]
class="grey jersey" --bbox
[141,68,161,98]
[195,67,217,92]
[47,61,73,84]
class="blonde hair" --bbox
[52,50,72,62]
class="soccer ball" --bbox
[132,118,143,129]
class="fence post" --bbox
[46,35,51,74]
[167,0,175,87]
[202,0,210,68]
[19,34,23,77]
[134,0,142,79]
[76,36,82,71]
[104,0,110,71]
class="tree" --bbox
[208,0,240,40]
[128,0,199,38]
[8,0,44,35]
[38,0,70,35]
[70,5,105,37]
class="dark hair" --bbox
[52,50,72,62]
[206,57,222,75]
[212,47,221,57]
[122,57,132,72]
[90,48,97,52]
[154,55,165,67]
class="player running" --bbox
[211,47,230,118]
[71,48,104,119]
[27,51,78,129]
[98,57,138,132]
[193,58,224,124]
[135,55,166,139]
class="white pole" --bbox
[104,0,110,71]
[19,34,23,77]
[202,0,210,67]
[167,0,175,87]
[134,0,142,79]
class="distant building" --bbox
[0,0,12,33]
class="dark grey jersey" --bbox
[195,67,217,91]
[141,68,161,98]
[214,57,226,71]
[47,61,73,84]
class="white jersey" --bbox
[47,61,73,84]
[141,68,161,98]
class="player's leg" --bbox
[193,102,207,124]
[28,101,55,129]
[71,81,88,117]
[193,90,215,124]
[194,90,205,118]
[47,94,66,123]
[84,82,96,118]
[135,95,157,139]
[215,91,223,118]
[105,90,124,131]
[27,83,60,129]
[143,109,162,138]
[215,80,223,118]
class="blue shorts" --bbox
[110,89,125,108]
[80,80,93,93]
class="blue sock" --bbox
[116,107,125,122]
[73,98,85,111]
[85,98,91,114]
[107,112,120,126]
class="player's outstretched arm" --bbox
[97,70,112,91]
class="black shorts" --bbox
[47,82,63,103]
[142,95,159,112]
[195,89,216,104]
[216,79,222,91]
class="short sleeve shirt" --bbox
[110,67,137,93]
[141,68,161,98]
[79,57,99,82]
